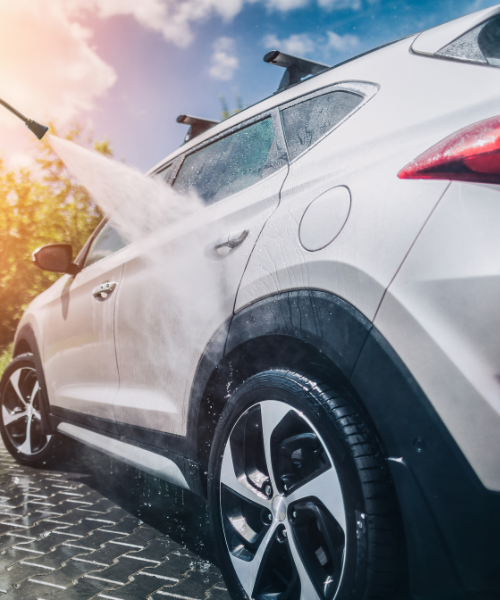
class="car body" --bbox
[6,5,500,598]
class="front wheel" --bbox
[208,370,401,600]
[0,353,62,466]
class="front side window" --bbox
[281,90,363,161]
[84,222,128,268]
[172,117,286,205]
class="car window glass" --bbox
[436,15,500,67]
[479,16,500,66]
[281,90,363,161]
[84,222,129,268]
[172,117,285,205]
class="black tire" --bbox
[208,370,401,600]
[0,353,62,467]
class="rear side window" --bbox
[437,15,500,66]
[173,117,285,205]
[281,90,363,161]
[85,222,128,268]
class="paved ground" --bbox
[0,439,230,600]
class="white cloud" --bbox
[209,37,239,80]
[318,0,362,9]
[263,33,316,55]
[69,0,333,48]
[70,0,246,47]
[68,0,362,50]
[0,0,116,130]
[0,0,362,143]
[266,0,310,10]
[326,31,360,52]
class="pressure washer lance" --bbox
[0,98,48,140]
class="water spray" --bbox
[0,97,48,139]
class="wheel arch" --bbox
[196,334,351,491]
[192,290,373,495]
[190,289,496,599]
[13,338,31,357]
[12,324,54,434]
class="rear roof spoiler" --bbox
[412,3,500,56]
[263,50,330,92]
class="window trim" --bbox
[278,80,379,165]
[74,218,129,271]
[150,161,176,184]
[81,220,130,270]
[74,217,108,269]
[170,108,288,197]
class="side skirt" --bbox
[57,422,191,492]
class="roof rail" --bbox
[176,115,219,144]
[263,50,330,92]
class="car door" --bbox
[43,222,129,430]
[112,110,288,439]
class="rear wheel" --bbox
[208,370,401,600]
[0,353,61,466]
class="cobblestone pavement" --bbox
[0,440,230,600]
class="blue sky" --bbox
[0,0,494,171]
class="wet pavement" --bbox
[0,439,230,600]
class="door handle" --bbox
[92,281,118,301]
[208,230,249,259]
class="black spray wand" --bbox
[0,98,48,139]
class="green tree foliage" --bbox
[0,344,12,378]
[219,95,244,120]
[0,123,109,349]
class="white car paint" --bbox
[375,182,500,491]
[234,32,500,490]
[13,5,500,492]
[42,245,130,421]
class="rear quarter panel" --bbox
[236,38,500,321]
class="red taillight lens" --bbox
[398,115,500,184]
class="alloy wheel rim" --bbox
[220,400,346,600]
[1,366,51,456]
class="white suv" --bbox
[3,5,500,599]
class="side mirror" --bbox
[32,244,79,275]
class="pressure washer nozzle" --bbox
[0,97,49,140]
[25,119,49,140]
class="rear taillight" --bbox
[398,115,500,184]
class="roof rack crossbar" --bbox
[263,50,330,92]
[176,114,219,144]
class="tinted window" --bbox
[281,91,363,161]
[85,222,128,268]
[479,16,500,66]
[437,15,500,67]
[173,118,285,205]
